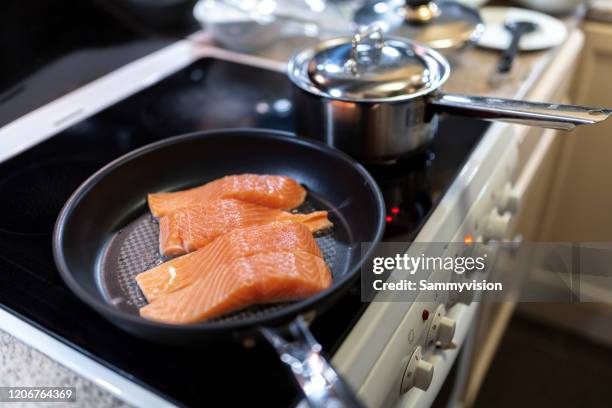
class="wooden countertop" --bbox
[588,0,612,23]
[442,46,549,98]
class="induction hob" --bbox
[0,57,488,407]
[0,0,200,128]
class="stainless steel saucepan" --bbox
[288,26,611,163]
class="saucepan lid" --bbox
[353,0,485,54]
[288,25,450,102]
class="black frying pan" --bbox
[54,129,385,407]
[54,129,384,407]
[53,128,384,337]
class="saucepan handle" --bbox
[260,316,365,408]
[430,93,612,130]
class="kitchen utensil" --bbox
[497,20,537,73]
[353,0,485,55]
[53,129,384,407]
[193,0,353,52]
[478,7,567,51]
[289,26,611,163]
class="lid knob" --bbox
[402,1,441,23]
[345,25,385,75]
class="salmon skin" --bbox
[148,174,306,218]
[140,250,332,324]
[159,199,332,256]
[136,223,322,302]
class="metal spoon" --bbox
[497,20,538,73]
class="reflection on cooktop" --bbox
[367,150,434,241]
[136,61,294,135]
[369,116,488,242]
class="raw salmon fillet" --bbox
[159,199,332,256]
[136,223,322,302]
[140,250,332,324]
[148,174,306,217]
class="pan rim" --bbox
[53,128,385,333]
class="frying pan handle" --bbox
[260,316,365,408]
[430,93,612,130]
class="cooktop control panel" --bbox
[338,127,520,408]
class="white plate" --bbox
[477,6,567,51]
[456,0,490,9]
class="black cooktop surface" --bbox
[0,57,488,407]
[0,0,198,127]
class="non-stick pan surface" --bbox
[53,129,385,344]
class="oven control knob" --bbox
[400,346,434,394]
[414,359,434,391]
[427,305,455,347]
[495,182,520,214]
[438,317,456,345]
[482,209,512,241]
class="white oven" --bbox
[332,30,585,408]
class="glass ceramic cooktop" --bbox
[0,57,488,406]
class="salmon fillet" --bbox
[159,199,332,256]
[148,174,306,218]
[139,250,332,324]
[136,223,322,302]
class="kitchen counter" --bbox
[443,46,548,97]
[0,16,582,408]
[0,330,129,408]
[588,0,612,23]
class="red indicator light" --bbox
[422,310,429,321]
[391,207,400,214]
[464,234,474,245]
[386,215,393,223]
